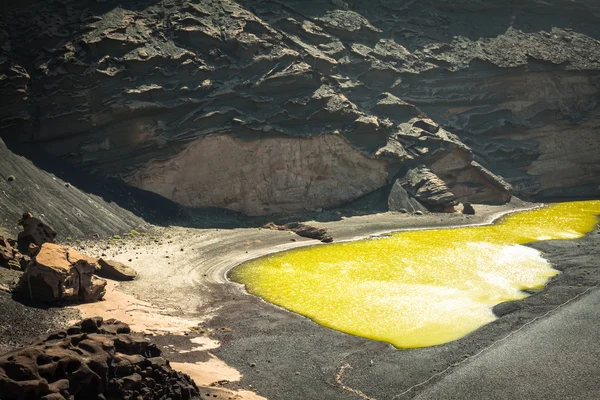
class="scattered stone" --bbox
[415,210,424,215]
[17,212,57,248]
[462,202,476,215]
[17,243,106,303]
[97,259,137,281]
[0,317,199,400]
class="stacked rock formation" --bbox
[1,0,599,214]
[17,212,57,248]
[0,236,29,271]
[0,317,199,400]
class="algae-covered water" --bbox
[231,200,600,348]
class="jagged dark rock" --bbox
[462,202,476,215]
[265,222,333,242]
[0,317,199,400]
[399,167,459,212]
[17,212,56,248]
[1,0,596,215]
[387,179,427,214]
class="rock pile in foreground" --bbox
[18,243,106,303]
[0,317,199,400]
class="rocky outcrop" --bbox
[387,180,428,214]
[0,236,29,271]
[18,243,106,303]
[97,259,137,281]
[17,212,56,248]
[265,221,333,242]
[0,0,599,214]
[398,167,459,212]
[0,317,199,400]
[430,150,512,204]
[128,134,388,216]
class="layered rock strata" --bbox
[1,0,599,214]
[0,138,147,238]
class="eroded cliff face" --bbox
[128,134,388,215]
[1,0,599,214]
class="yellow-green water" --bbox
[231,200,600,348]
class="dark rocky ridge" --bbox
[1,0,599,215]
[0,317,200,400]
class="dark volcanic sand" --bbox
[207,227,600,400]
[0,206,597,399]
[0,292,80,355]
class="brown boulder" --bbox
[18,243,106,303]
[0,317,199,400]
[97,259,137,281]
[17,212,57,247]
[0,236,21,271]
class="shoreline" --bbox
[3,199,598,400]
[206,223,600,400]
[221,201,545,288]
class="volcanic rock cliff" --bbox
[1,0,599,215]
